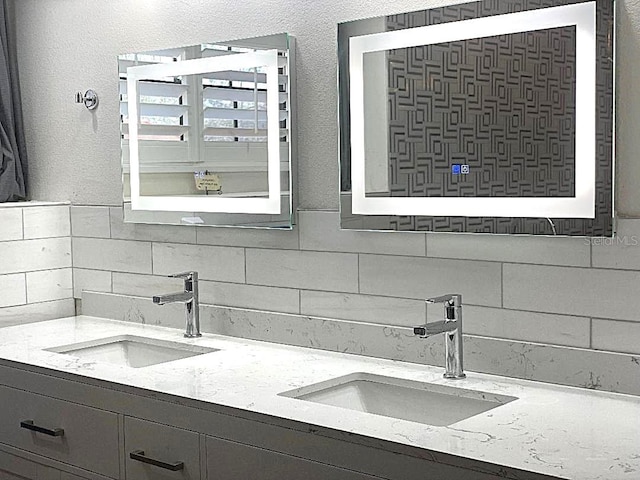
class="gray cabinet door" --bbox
[0,450,89,480]
[0,386,119,479]
[0,450,35,480]
[205,436,380,480]
[125,416,200,480]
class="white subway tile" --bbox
[300,291,424,326]
[23,205,70,239]
[73,268,112,298]
[70,206,111,238]
[26,268,73,303]
[427,231,590,267]
[110,207,196,244]
[0,208,23,241]
[200,281,300,314]
[73,237,152,274]
[503,264,640,321]
[299,211,426,256]
[0,238,71,274]
[0,273,26,307]
[592,319,640,355]
[592,219,640,269]
[461,306,590,348]
[246,249,359,292]
[0,299,75,328]
[196,224,299,249]
[152,243,245,283]
[359,255,502,307]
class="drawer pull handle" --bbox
[130,450,184,471]
[20,420,64,437]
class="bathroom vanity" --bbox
[0,317,638,480]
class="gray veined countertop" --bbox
[0,316,639,480]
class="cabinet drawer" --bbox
[124,417,200,480]
[0,448,93,480]
[0,386,119,479]
[0,449,37,479]
[205,436,379,480]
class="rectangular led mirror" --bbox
[119,33,296,228]
[338,0,614,236]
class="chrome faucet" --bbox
[413,293,465,379]
[152,271,201,338]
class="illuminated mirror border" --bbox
[338,0,614,236]
[119,33,297,229]
[127,50,282,214]
[350,3,596,219]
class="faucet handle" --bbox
[168,271,198,281]
[413,326,427,337]
[426,293,461,305]
[413,321,458,337]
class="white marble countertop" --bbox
[0,316,638,480]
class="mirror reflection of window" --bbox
[119,41,290,201]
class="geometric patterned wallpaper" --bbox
[340,0,614,236]
[385,26,577,199]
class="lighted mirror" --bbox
[339,0,614,236]
[119,33,296,228]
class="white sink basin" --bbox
[280,373,517,427]
[46,335,218,368]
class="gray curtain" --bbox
[0,0,27,202]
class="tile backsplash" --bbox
[1,202,638,394]
[70,206,640,395]
[0,203,74,327]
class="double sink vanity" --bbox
[0,0,630,478]
[0,311,638,480]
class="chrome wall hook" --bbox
[75,89,99,110]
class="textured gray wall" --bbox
[12,0,640,216]
[11,0,471,209]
